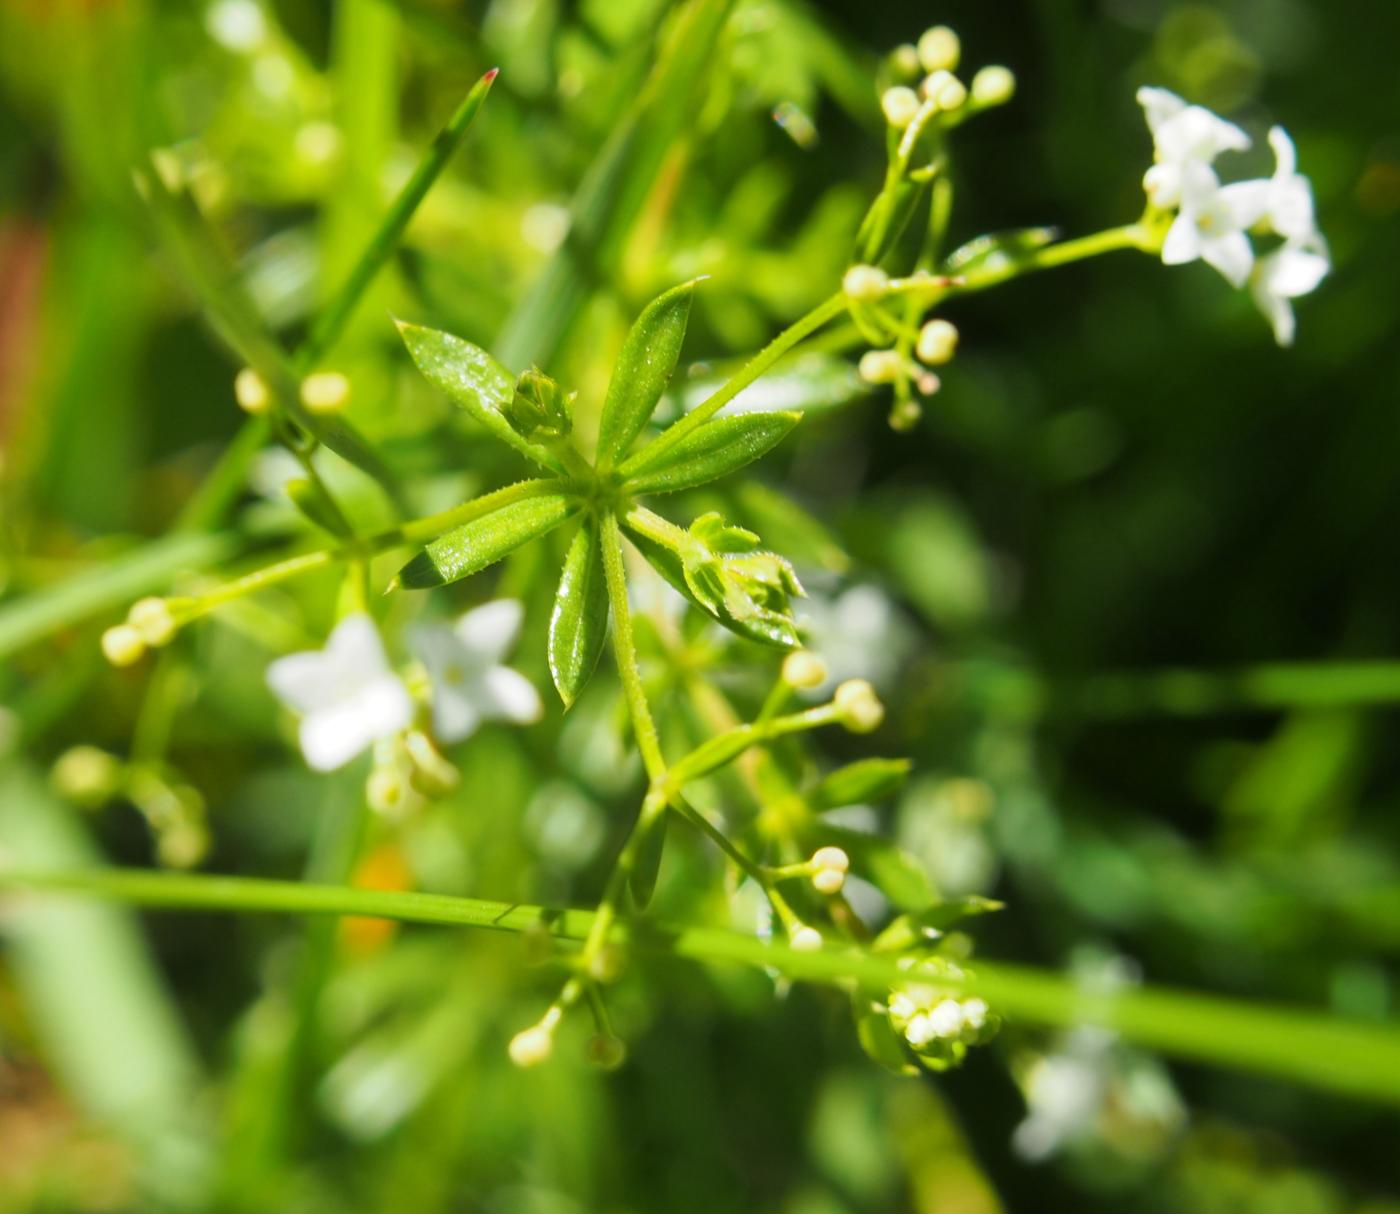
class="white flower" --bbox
[1260,126,1319,242]
[1012,1027,1114,1161]
[412,600,542,744]
[266,614,413,772]
[1251,239,1330,347]
[1138,86,1249,210]
[1161,174,1270,287]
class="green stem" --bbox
[953,223,1153,294]
[631,291,846,475]
[7,866,1400,1107]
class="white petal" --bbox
[1157,105,1249,164]
[266,615,392,713]
[1269,178,1317,242]
[1200,230,1255,287]
[1136,86,1185,137]
[431,682,483,744]
[1256,285,1297,347]
[267,649,336,714]
[1143,163,1182,209]
[454,600,523,662]
[1218,179,1271,230]
[1273,247,1329,297]
[299,676,412,771]
[1161,213,1203,265]
[325,614,394,680]
[411,622,480,682]
[1268,125,1297,179]
[479,666,543,724]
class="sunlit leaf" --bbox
[808,758,912,811]
[396,493,577,589]
[621,412,799,494]
[548,518,610,707]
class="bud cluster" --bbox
[887,985,999,1071]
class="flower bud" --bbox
[889,399,923,432]
[890,43,921,80]
[858,350,902,385]
[833,679,884,733]
[927,998,965,1038]
[51,746,122,807]
[300,371,350,415]
[917,25,961,74]
[961,997,989,1031]
[366,766,408,815]
[917,318,959,365]
[812,845,849,873]
[842,264,889,302]
[585,1033,627,1070]
[781,650,828,690]
[880,86,921,130]
[234,367,271,414]
[971,65,1016,108]
[128,597,177,647]
[922,70,967,112]
[790,925,824,953]
[507,1024,555,1068]
[101,624,146,667]
[812,867,845,895]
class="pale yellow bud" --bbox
[234,367,272,414]
[101,624,146,667]
[366,766,408,815]
[507,1024,554,1068]
[300,371,350,415]
[971,65,1016,108]
[833,679,884,733]
[880,86,921,130]
[917,318,959,365]
[51,746,122,806]
[128,597,177,647]
[781,650,828,690]
[917,26,961,74]
[858,350,902,385]
[842,264,889,301]
[922,70,967,111]
[812,845,850,873]
[812,867,846,895]
[790,925,824,953]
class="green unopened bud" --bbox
[585,1033,628,1070]
[889,399,923,431]
[843,264,890,301]
[890,43,921,80]
[834,679,884,733]
[300,371,350,415]
[880,86,921,130]
[917,318,959,365]
[971,65,1016,108]
[507,366,574,441]
[917,25,961,74]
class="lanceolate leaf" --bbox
[396,321,564,472]
[548,518,610,707]
[853,998,918,1076]
[620,412,800,494]
[808,758,912,812]
[396,493,577,589]
[629,813,668,909]
[595,280,698,470]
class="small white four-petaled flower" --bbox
[411,600,543,743]
[266,614,414,772]
[1138,86,1329,344]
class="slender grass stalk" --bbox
[7,866,1400,1107]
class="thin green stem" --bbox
[953,223,1154,294]
[628,291,846,476]
[7,866,1400,1107]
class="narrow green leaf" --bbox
[595,280,699,469]
[942,226,1059,277]
[396,493,577,589]
[286,478,354,538]
[621,411,800,494]
[808,758,912,812]
[853,997,918,1076]
[874,897,1006,952]
[629,812,668,909]
[396,321,565,472]
[548,518,610,707]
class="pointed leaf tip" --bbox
[483,67,500,83]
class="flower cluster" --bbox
[887,983,998,1071]
[1139,86,1329,346]
[264,603,541,803]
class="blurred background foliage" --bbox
[1,0,1399,1210]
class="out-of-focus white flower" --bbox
[1251,239,1330,347]
[412,600,542,744]
[1260,126,1318,242]
[1138,86,1249,211]
[267,614,414,772]
[1012,1027,1114,1161]
[1161,175,1269,287]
